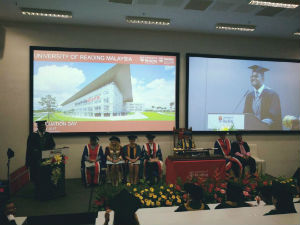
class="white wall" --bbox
[0,21,299,179]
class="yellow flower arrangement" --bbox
[141,200,144,205]
[149,193,153,198]
[161,195,166,199]
[169,184,174,188]
[160,186,164,190]
[146,201,150,207]
[135,193,139,197]
[171,195,175,199]
[126,183,131,187]
[151,201,154,207]
[139,196,143,200]
[156,201,161,206]
[150,187,154,192]
[133,188,137,192]
[141,190,144,194]
[145,189,149,192]
[53,154,62,165]
[166,189,170,192]
[166,200,172,206]
[153,195,157,199]
[158,197,162,201]
[159,191,162,195]
[170,191,173,195]
[177,199,181,204]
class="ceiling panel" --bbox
[162,0,184,7]
[256,7,285,17]
[184,0,213,11]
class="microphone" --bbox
[233,90,250,113]
[7,148,14,159]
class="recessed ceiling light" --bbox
[126,16,170,26]
[20,8,72,18]
[294,32,300,36]
[216,23,256,32]
[249,0,299,9]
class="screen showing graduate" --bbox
[187,55,300,131]
[31,47,178,133]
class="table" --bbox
[165,157,226,184]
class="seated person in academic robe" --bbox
[175,183,209,212]
[177,131,195,150]
[143,134,163,184]
[215,182,252,209]
[81,136,104,186]
[293,168,300,202]
[264,181,297,215]
[231,133,256,177]
[255,186,273,205]
[0,199,17,225]
[25,120,55,185]
[105,136,124,187]
[104,189,140,225]
[123,135,141,185]
[214,132,242,178]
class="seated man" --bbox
[175,183,209,212]
[215,182,252,209]
[81,136,104,187]
[214,132,242,178]
[264,181,297,215]
[231,133,256,177]
[177,130,195,150]
[143,134,163,184]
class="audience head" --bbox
[184,183,204,203]
[235,133,243,142]
[218,132,227,140]
[271,181,296,213]
[109,189,140,225]
[0,199,16,216]
[89,135,99,146]
[226,182,244,204]
[146,134,155,143]
[36,120,47,133]
[258,186,273,205]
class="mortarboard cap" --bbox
[226,182,244,203]
[248,65,269,77]
[109,136,120,142]
[128,135,137,140]
[109,189,140,216]
[184,183,204,201]
[36,120,47,126]
[146,134,156,140]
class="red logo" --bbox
[218,116,222,121]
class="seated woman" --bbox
[104,189,140,225]
[215,182,252,209]
[264,181,297,215]
[105,136,124,187]
[81,136,104,187]
[143,134,163,184]
[175,183,209,212]
[123,135,141,185]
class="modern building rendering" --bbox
[61,64,133,117]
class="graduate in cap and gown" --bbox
[264,181,297,215]
[81,136,104,186]
[25,120,55,185]
[175,183,209,212]
[243,65,282,130]
[215,182,252,209]
[142,134,163,184]
[105,136,124,187]
[123,135,141,184]
[104,189,140,225]
[177,130,195,150]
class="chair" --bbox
[247,144,266,176]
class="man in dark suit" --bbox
[243,65,282,130]
[0,199,17,225]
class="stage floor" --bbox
[11,179,95,217]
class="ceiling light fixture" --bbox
[126,16,170,26]
[216,23,256,32]
[249,0,300,9]
[294,32,300,36]
[20,8,72,18]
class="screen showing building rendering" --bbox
[31,47,178,133]
[187,54,300,132]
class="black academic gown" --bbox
[25,132,55,183]
[0,213,17,225]
[215,201,251,209]
[243,88,282,130]
[264,209,297,216]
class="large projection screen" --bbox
[187,54,300,132]
[30,47,179,133]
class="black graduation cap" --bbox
[127,135,137,140]
[109,189,140,217]
[184,183,203,200]
[146,134,156,140]
[226,182,244,203]
[36,120,47,126]
[248,65,269,78]
[109,136,120,142]
[271,181,293,200]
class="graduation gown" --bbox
[25,132,55,183]
[215,201,251,209]
[264,209,297,216]
[231,141,256,174]
[143,143,163,179]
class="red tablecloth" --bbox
[165,158,226,184]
